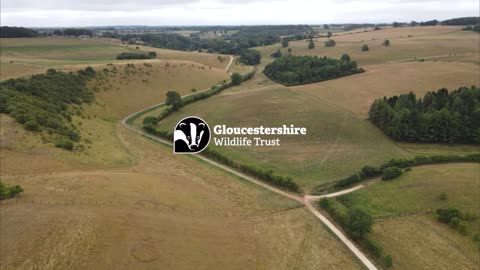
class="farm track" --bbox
[121,55,378,270]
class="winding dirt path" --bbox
[120,56,378,270]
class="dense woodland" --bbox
[263,55,364,86]
[0,68,96,150]
[115,25,312,55]
[369,86,480,144]
[0,26,40,38]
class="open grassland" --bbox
[0,37,229,80]
[335,163,480,269]
[257,26,479,65]
[92,60,229,118]
[153,73,410,191]
[0,118,361,270]
[291,61,480,117]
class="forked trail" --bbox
[121,55,378,270]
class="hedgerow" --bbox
[312,153,480,193]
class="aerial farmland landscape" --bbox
[0,0,479,269]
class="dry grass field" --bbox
[336,163,480,269]
[258,26,479,65]
[0,37,230,80]
[92,60,229,118]
[0,118,361,270]
[291,61,480,117]
[0,36,362,269]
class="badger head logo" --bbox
[174,116,211,154]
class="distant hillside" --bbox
[442,17,480,26]
[0,26,40,38]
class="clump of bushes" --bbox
[319,198,394,266]
[271,49,282,58]
[324,39,336,47]
[116,51,156,60]
[239,49,261,65]
[435,208,473,235]
[381,166,403,180]
[312,153,480,193]
[55,139,74,151]
[0,182,23,200]
[0,68,95,150]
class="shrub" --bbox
[231,72,242,85]
[436,208,461,223]
[0,182,24,200]
[55,139,74,151]
[239,49,261,65]
[439,192,448,201]
[363,238,383,258]
[383,40,390,46]
[271,49,282,58]
[381,166,402,180]
[143,116,159,125]
[346,208,373,239]
[382,255,393,268]
[308,39,315,49]
[340,53,351,62]
[325,39,336,47]
[361,44,369,51]
[24,120,40,131]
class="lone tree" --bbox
[341,53,351,62]
[346,208,373,239]
[325,39,336,47]
[327,31,333,39]
[271,49,282,58]
[165,91,183,110]
[231,72,242,85]
[383,39,390,46]
[308,39,315,49]
[361,44,369,51]
[281,38,289,48]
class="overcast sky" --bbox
[1,0,479,27]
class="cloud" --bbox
[1,0,478,27]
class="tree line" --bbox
[263,54,364,86]
[0,26,40,38]
[54,28,94,37]
[368,86,480,144]
[0,67,96,150]
[116,51,157,60]
[312,153,480,194]
[319,198,393,268]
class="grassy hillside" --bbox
[332,163,480,269]
[92,61,229,118]
[257,26,479,65]
[0,119,362,270]
[0,37,229,80]
[291,61,480,117]
[153,73,410,191]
